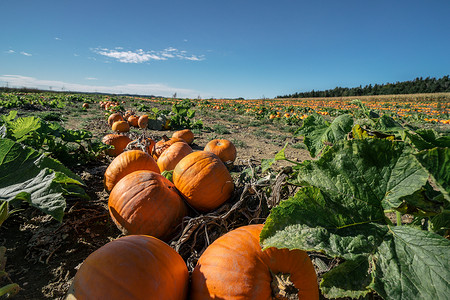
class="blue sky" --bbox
[1,0,449,99]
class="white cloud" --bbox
[85,77,98,80]
[6,50,15,54]
[55,37,61,40]
[0,74,207,98]
[93,47,205,63]
[20,51,32,56]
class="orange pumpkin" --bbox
[127,115,139,127]
[108,170,188,240]
[69,235,188,300]
[129,137,156,154]
[102,134,131,157]
[204,139,237,164]
[173,151,234,212]
[157,141,193,173]
[112,120,130,132]
[82,103,89,109]
[107,112,123,126]
[138,115,149,129]
[191,224,319,299]
[152,136,185,160]
[104,150,160,193]
[172,129,194,145]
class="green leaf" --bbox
[320,255,372,299]
[369,226,450,300]
[374,114,404,133]
[297,139,432,212]
[415,147,450,201]
[8,116,41,141]
[295,114,353,157]
[0,138,87,221]
[261,189,450,299]
[405,129,450,151]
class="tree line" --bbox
[277,75,450,98]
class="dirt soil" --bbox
[1,101,313,299]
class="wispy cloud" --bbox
[5,50,15,54]
[93,47,205,63]
[55,37,62,41]
[0,74,207,98]
[85,77,98,80]
[20,51,32,56]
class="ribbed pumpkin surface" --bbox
[101,134,131,157]
[108,170,187,240]
[157,142,193,173]
[173,151,234,212]
[71,235,188,300]
[191,224,319,300]
[104,150,160,192]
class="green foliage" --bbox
[0,246,20,298]
[0,138,87,222]
[261,111,450,299]
[0,111,109,167]
[169,101,203,129]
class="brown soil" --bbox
[1,101,312,299]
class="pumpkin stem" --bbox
[270,271,299,300]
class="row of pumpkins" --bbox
[67,112,319,299]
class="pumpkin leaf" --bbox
[260,190,450,299]
[415,147,450,201]
[405,129,450,151]
[295,114,353,157]
[297,139,436,212]
[320,255,372,299]
[0,138,87,222]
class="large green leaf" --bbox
[0,138,87,221]
[297,139,433,212]
[415,147,450,200]
[405,129,450,151]
[295,114,353,157]
[369,226,450,300]
[8,116,41,141]
[261,187,450,299]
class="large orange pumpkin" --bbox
[101,134,131,157]
[173,151,234,212]
[138,115,149,129]
[190,224,319,299]
[112,120,130,132]
[69,235,188,300]
[204,139,237,164]
[127,115,139,127]
[172,129,194,145]
[108,170,187,240]
[107,112,123,126]
[104,150,160,193]
[152,136,185,160]
[157,141,193,173]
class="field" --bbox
[0,91,449,299]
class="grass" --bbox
[212,124,231,134]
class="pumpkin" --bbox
[204,139,237,165]
[82,103,89,109]
[104,150,160,192]
[102,134,131,157]
[138,115,149,129]
[127,115,139,127]
[157,141,193,173]
[152,135,185,160]
[172,129,194,145]
[190,224,319,299]
[173,151,234,212]
[108,170,188,240]
[108,112,123,126]
[112,120,130,132]
[68,235,188,300]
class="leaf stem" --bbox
[396,211,402,226]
